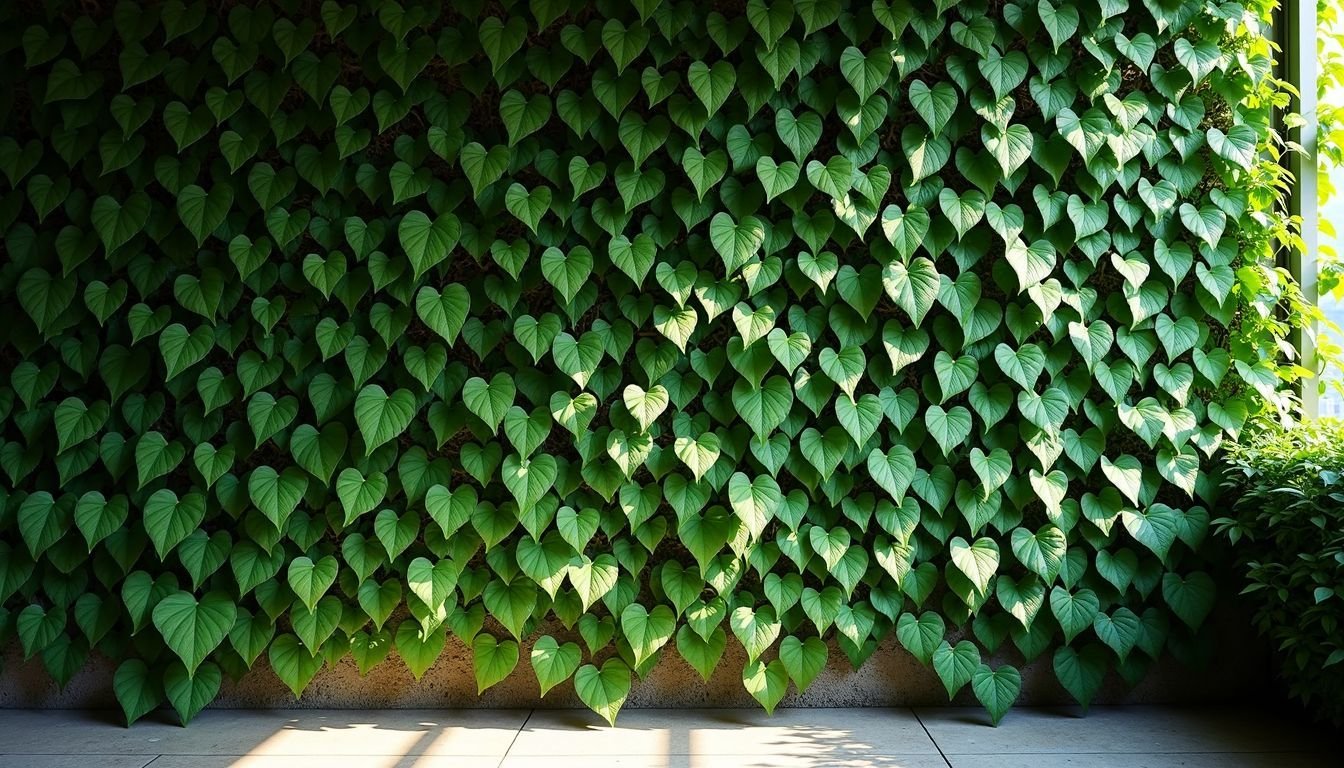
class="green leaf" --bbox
[609,234,657,287]
[620,603,676,668]
[91,193,151,253]
[74,492,129,551]
[143,490,206,560]
[1207,125,1257,168]
[499,91,552,146]
[978,48,1029,100]
[1038,0,1079,51]
[756,156,800,202]
[248,466,309,531]
[290,423,347,484]
[1053,644,1107,709]
[463,374,516,432]
[730,605,782,663]
[539,246,594,304]
[896,611,946,665]
[682,147,729,202]
[778,634,827,692]
[925,404,972,454]
[17,604,64,659]
[1101,455,1145,506]
[399,210,461,280]
[1161,571,1215,629]
[460,142,511,197]
[114,659,162,726]
[159,323,214,381]
[1094,608,1142,661]
[932,639,981,698]
[506,184,553,234]
[868,445,917,502]
[950,537,999,599]
[1049,586,1100,644]
[164,660,222,725]
[676,625,728,682]
[152,591,237,677]
[741,658,789,714]
[336,468,389,526]
[269,634,323,698]
[397,621,448,680]
[674,432,721,482]
[177,184,233,245]
[839,46,892,102]
[882,257,940,325]
[18,492,65,559]
[709,212,765,273]
[53,397,108,454]
[1010,525,1067,583]
[247,393,299,445]
[502,454,557,510]
[416,284,471,345]
[530,635,582,697]
[287,556,338,613]
[687,60,735,116]
[775,108,823,163]
[909,79,958,133]
[354,385,417,451]
[1004,239,1056,293]
[728,472,781,540]
[971,664,1021,725]
[1179,203,1227,249]
[574,659,632,725]
[623,384,669,432]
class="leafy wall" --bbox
[0,0,1297,726]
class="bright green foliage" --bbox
[1318,0,1344,300]
[0,0,1300,728]
[1218,421,1344,725]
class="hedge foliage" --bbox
[1219,420,1344,725]
[0,0,1307,726]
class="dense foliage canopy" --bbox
[0,0,1309,726]
[1219,420,1344,725]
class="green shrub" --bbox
[0,0,1311,728]
[1218,420,1344,724]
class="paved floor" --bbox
[0,707,1336,768]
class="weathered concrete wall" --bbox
[1,597,1271,710]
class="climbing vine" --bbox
[0,0,1301,726]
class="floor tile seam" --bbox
[497,708,534,768]
[910,706,954,768]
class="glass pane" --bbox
[1320,2,1344,416]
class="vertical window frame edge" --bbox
[1285,0,1321,417]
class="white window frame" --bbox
[1286,0,1320,416]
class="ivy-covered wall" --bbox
[0,0,1296,726]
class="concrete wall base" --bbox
[1,599,1271,710]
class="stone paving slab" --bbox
[125,758,501,768]
[0,707,1336,768]
[0,758,158,768]
[944,756,1339,768]
[0,709,528,757]
[496,757,948,767]
[914,706,1334,756]
[511,707,940,757]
